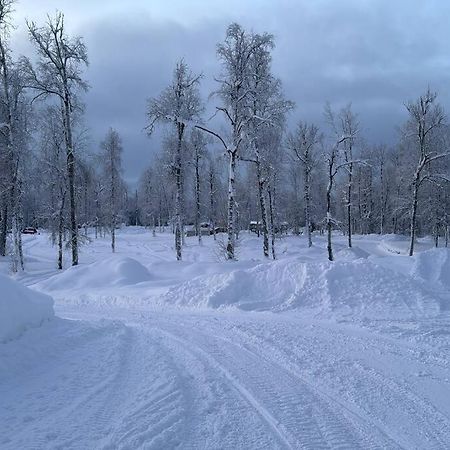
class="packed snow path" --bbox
[2,306,450,449]
[1,229,450,448]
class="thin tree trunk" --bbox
[63,96,78,266]
[379,160,385,235]
[226,150,237,260]
[304,164,312,248]
[326,163,334,262]
[0,202,8,256]
[409,175,420,257]
[209,169,216,241]
[268,184,276,260]
[195,153,201,244]
[174,124,184,261]
[256,158,269,257]
[111,147,116,253]
[57,193,66,270]
[347,164,353,247]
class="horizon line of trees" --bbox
[0,1,449,270]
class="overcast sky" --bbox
[10,0,450,184]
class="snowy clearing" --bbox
[1,228,450,449]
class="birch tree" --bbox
[38,105,67,269]
[287,122,321,247]
[99,128,124,253]
[23,12,88,266]
[147,59,202,260]
[189,128,207,243]
[0,0,26,271]
[196,23,274,260]
[246,40,292,257]
[404,89,447,256]
[339,105,359,247]
[324,104,357,261]
[373,144,389,234]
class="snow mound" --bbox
[162,258,440,319]
[411,248,450,290]
[335,246,370,260]
[39,257,152,292]
[0,273,54,343]
[163,259,308,311]
[315,259,439,319]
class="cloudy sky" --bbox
[10,0,450,184]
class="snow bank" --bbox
[39,257,152,292]
[411,248,450,290]
[335,246,370,260]
[0,273,54,343]
[162,258,440,320]
[162,259,308,311]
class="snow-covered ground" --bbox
[1,228,450,449]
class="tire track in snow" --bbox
[224,317,450,449]
[152,321,380,449]
[156,328,294,449]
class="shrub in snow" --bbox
[0,273,54,343]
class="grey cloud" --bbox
[13,0,450,182]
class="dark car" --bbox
[22,227,38,234]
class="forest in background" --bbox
[0,0,449,270]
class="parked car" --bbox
[22,227,38,234]
[184,224,196,237]
[214,226,227,234]
[249,221,262,233]
[200,222,212,236]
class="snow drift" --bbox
[162,257,441,320]
[38,256,152,292]
[0,273,54,342]
[411,248,450,291]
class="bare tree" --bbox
[373,144,389,234]
[0,0,26,271]
[38,105,67,269]
[23,12,88,266]
[339,105,359,248]
[147,59,202,260]
[245,37,292,257]
[196,23,275,260]
[324,104,357,261]
[99,128,124,253]
[404,89,447,256]
[189,129,208,244]
[287,122,321,247]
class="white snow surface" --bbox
[1,229,450,449]
[0,272,54,343]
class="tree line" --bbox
[0,2,449,270]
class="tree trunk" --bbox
[0,202,7,257]
[379,160,385,235]
[326,171,334,262]
[57,193,66,270]
[63,96,78,266]
[256,158,269,257]
[174,124,184,261]
[111,149,116,253]
[195,153,201,244]
[409,174,420,257]
[209,170,216,241]
[347,164,353,247]
[304,164,312,248]
[268,184,276,260]
[226,150,237,260]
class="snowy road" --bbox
[2,230,450,449]
[3,304,450,449]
